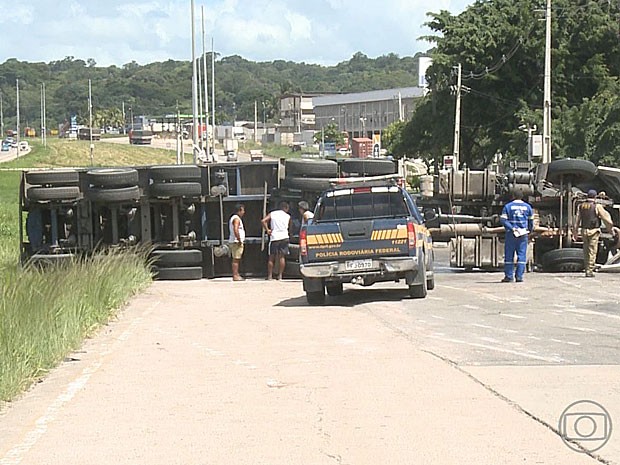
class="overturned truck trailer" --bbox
[417,159,620,272]
[20,162,281,279]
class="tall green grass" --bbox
[0,171,153,402]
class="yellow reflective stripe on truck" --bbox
[307,233,343,246]
[371,229,408,240]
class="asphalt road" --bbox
[1,247,619,464]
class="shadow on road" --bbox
[276,287,411,308]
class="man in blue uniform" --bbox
[500,192,534,282]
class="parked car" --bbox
[1,142,10,152]
[19,141,29,151]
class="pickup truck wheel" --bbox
[341,159,396,176]
[408,278,427,299]
[87,168,139,188]
[426,277,435,290]
[306,290,326,305]
[326,283,343,296]
[26,169,79,187]
[149,165,201,182]
[285,159,338,177]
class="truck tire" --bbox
[149,182,202,198]
[282,177,332,192]
[306,290,326,305]
[27,186,80,201]
[87,186,141,203]
[151,249,203,267]
[26,170,79,187]
[546,159,597,184]
[326,282,343,296]
[285,159,338,177]
[541,248,584,272]
[149,165,201,182]
[341,159,396,176]
[87,168,139,188]
[153,266,203,280]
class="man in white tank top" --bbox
[261,201,291,280]
[229,203,246,281]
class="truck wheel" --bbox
[340,159,396,176]
[87,186,141,203]
[426,276,435,290]
[153,266,203,280]
[149,165,201,182]
[282,177,332,192]
[149,182,202,198]
[285,159,338,177]
[326,283,343,296]
[306,290,326,305]
[87,168,139,188]
[26,170,79,187]
[151,249,203,267]
[27,186,80,201]
[546,159,597,184]
[541,248,584,272]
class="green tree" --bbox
[404,0,620,167]
[314,122,345,145]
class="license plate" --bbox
[345,259,373,271]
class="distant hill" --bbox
[0,52,424,130]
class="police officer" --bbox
[573,189,615,277]
[500,192,534,283]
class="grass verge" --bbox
[0,170,153,403]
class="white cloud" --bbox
[0,0,474,66]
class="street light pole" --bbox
[542,0,552,164]
[16,79,20,159]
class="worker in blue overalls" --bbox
[500,192,534,282]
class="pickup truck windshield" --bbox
[315,188,410,221]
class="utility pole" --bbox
[42,83,47,148]
[452,63,462,170]
[191,0,199,163]
[398,91,403,121]
[122,101,126,134]
[201,6,210,157]
[542,0,552,164]
[1,91,4,139]
[211,36,216,156]
[254,100,258,143]
[176,103,182,164]
[16,79,20,159]
[40,84,44,145]
[89,79,94,165]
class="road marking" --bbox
[0,302,159,465]
[438,284,505,303]
[427,335,565,363]
[550,338,581,346]
[567,326,598,333]
[431,315,446,320]
[463,305,481,310]
[500,313,526,320]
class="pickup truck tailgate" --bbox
[305,218,410,262]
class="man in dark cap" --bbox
[573,189,615,277]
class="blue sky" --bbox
[0,0,473,66]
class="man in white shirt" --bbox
[261,201,291,280]
[229,203,246,281]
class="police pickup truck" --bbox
[299,180,434,304]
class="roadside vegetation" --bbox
[1,137,178,169]
[0,151,153,402]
